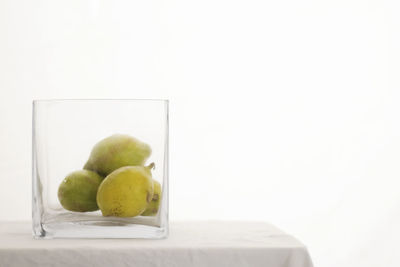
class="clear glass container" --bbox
[32,99,168,239]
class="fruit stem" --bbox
[147,162,155,170]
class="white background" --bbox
[1,0,400,266]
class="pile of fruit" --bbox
[57,134,161,217]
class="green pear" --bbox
[97,164,155,217]
[58,170,103,212]
[84,134,151,176]
[141,179,161,216]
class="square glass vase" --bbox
[32,99,169,239]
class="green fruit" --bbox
[96,164,155,217]
[84,134,151,176]
[141,180,161,216]
[58,170,103,212]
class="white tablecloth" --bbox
[0,221,313,267]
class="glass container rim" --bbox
[33,98,169,104]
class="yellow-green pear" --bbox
[141,180,161,216]
[96,163,155,217]
[84,134,151,176]
[58,170,103,212]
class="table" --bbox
[0,221,313,267]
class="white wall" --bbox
[1,0,400,266]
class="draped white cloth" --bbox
[0,221,313,267]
